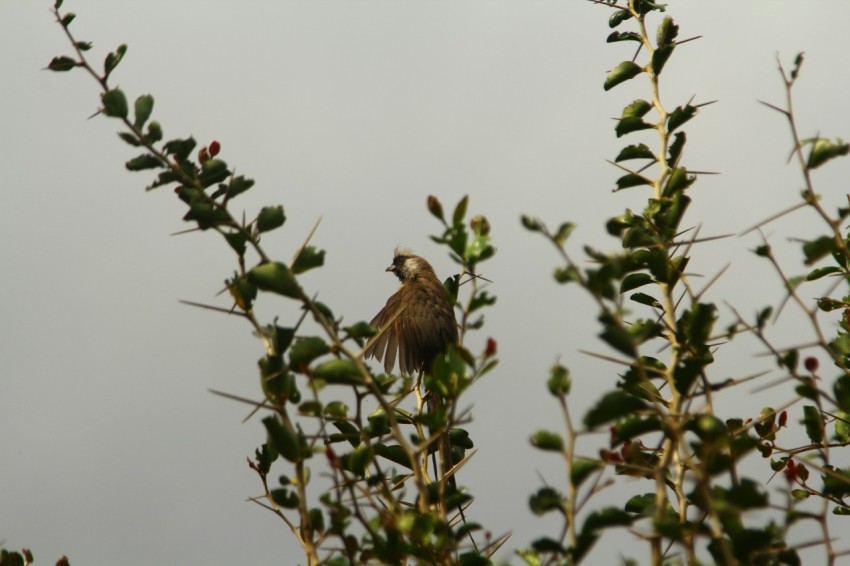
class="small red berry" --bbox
[804,357,819,373]
[783,459,797,483]
[778,410,788,428]
[484,337,497,358]
[209,140,221,157]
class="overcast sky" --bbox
[3,1,850,564]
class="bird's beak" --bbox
[385,265,394,272]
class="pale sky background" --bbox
[3,1,850,564]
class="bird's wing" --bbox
[365,289,403,374]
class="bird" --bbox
[364,248,458,376]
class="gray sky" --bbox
[3,1,850,564]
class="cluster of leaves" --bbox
[46,1,502,564]
[0,548,69,566]
[520,1,849,565]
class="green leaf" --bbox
[608,8,632,28]
[343,321,376,340]
[682,303,717,350]
[822,465,850,498]
[467,290,496,314]
[604,61,643,91]
[802,236,836,265]
[615,116,653,138]
[103,43,127,77]
[198,158,229,187]
[651,44,674,76]
[341,444,374,476]
[330,420,360,447]
[656,16,679,46]
[450,427,474,449]
[182,200,229,229]
[262,415,300,463]
[299,400,322,416]
[553,222,575,246]
[615,173,651,191]
[223,231,247,257]
[117,132,141,147]
[621,272,653,292]
[584,391,647,429]
[323,401,349,419]
[690,415,729,442]
[583,507,635,531]
[621,99,652,119]
[60,12,75,27]
[256,205,286,233]
[144,121,163,144]
[607,31,641,43]
[553,265,579,284]
[46,55,78,72]
[308,508,325,533]
[530,430,564,452]
[667,105,697,132]
[667,131,686,166]
[834,411,850,442]
[599,320,637,357]
[312,359,364,385]
[611,415,663,445]
[547,364,571,397]
[571,458,602,488]
[267,325,295,355]
[1,550,25,566]
[835,375,850,412]
[270,488,300,508]
[145,170,177,191]
[212,175,254,201]
[452,195,469,226]
[374,443,413,469]
[802,405,824,444]
[807,266,842,281]
[258,354,293,402]
[663,167,695,196]
[624,493,656,515]
[133,94,154,129]
[162,137,196,162]
[528,538,566,557]
[807,138,849,169]
[289,336,331,369]
[125,153,163,171]
[615,143,656,162]
[292,246,325,274]
[817,297,845,312]
[790,52,805,80]
[521,215,541,232]
[529,486,566,516]
[630,292,661,308]
[249,262,303,299]
[101,88,128,118]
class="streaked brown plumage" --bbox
[365,249,458,375]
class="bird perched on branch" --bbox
[365,248,458,376]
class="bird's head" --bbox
[387,248,435,282]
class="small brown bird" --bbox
[365,249,458,375]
